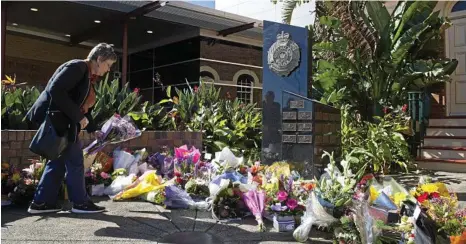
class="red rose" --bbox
[430,192,440,199]
[176,177,183,184]
[417,192,429,203]
[174,172,182,177]
[383,107,389,114]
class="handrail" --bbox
[408,90,429,158]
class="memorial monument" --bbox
[261,21,341,178]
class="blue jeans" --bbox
[33,141,89,205]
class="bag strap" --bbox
[46,93,56,115]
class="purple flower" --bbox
[287,177,293,192]
[271,204,287,212]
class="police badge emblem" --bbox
[267,31,301,77]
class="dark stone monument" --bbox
[261,21,341,178]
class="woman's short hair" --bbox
[87,43,117,62]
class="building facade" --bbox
[2,1,265,105]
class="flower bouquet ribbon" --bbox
[83,114,143,155]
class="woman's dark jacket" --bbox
[26,59,98,142]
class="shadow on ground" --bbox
[2,203,333,244]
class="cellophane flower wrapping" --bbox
[242,190,266,232]
[147,152,174,179]
[352,198,381,244]
[104,175,135,199]
[212,147,243,170]
[83,114,142,155]
[164,185,210,210]
[112,148,136,172]
[113,171,166,200]
[293,192,338,242]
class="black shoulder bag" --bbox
[29,97,69,160]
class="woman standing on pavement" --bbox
[26,43,117,214]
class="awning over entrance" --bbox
[4,1,263,53]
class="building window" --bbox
[452,1,466,12]
[200,71,215,82]
[236,74,253,104]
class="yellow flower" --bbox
[434,182,450,197]
[420,183,439,194]
[370,186,380,203]
[11,173,21,183]
[393,192,407,207]
[1,163,10,170]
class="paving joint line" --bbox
[192,209,198,232]
[155,205,181,232]
[127,216,171,234]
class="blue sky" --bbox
[186,1,215,8]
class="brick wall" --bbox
[4,33,91,86]
[5,34,90,64]
[1,130,202,168]
[200,37,262,67]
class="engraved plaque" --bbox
[283,123,297,131]
[290,100,305,109]
[298,123,312,131]
[298,135,312,144]
[282,111,297,120]
[282,135,297,143]
[298,111,312,120]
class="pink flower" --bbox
[194,86,198,92]
[100,172,110,179]
[174,145,201,163]
[402,104,408,112]
[286,198,298,210]
[277,191,288,202]
[134,88,140,94]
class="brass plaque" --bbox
[283,123,297,131]
[297,135,313,144]
[289,100,305,109]
[282,135,297,143]
[282,111,297,120]
[298,123,312,131]
[298,111,312,120]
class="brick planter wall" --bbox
[1,130,202,167]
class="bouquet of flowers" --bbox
[185,178,210,198]
[83,114,142,155]
[7,160,46,206]
[266,175,305,217]
[242,189,266,231]
[210,179,246,220]
[1,162,21,195]
[173,145,201,187]
[424,193,466,241]
[293,192,337,242]
[410,180,450,207]
[147,147,175,179]
[314,151,356,218]
[164,185,210,210]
